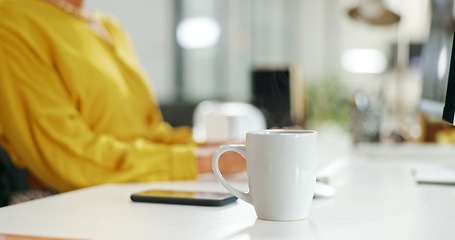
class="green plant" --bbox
[306,75,350,129]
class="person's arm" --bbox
[196,146,246,174]
[0,36,198,192]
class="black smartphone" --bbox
[130,189,238,207]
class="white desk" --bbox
[1,147,455,240]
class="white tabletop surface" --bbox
[1,144,455,240]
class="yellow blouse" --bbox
[0,0,198,192]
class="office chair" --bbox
[0,147,29,206]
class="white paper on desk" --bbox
[413,163,455,185]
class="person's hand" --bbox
[196,144,246,174]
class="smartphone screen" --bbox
[130,189,238,206]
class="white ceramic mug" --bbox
[212,130,318,221]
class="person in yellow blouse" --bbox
[0,0,245,193]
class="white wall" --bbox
[85,0,176,103]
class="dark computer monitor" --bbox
[419,34,453,120]
[251,68,293,128]
[443,28,455,125]
[250,66,305,129]
[414,26,455,185]
[419,0,455,124]
[413,25,455,186]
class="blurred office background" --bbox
[86,0,453,144]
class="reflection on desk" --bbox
[227,219,320,240]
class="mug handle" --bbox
[212,144,252,204]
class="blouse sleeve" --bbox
[0,26,198,192]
